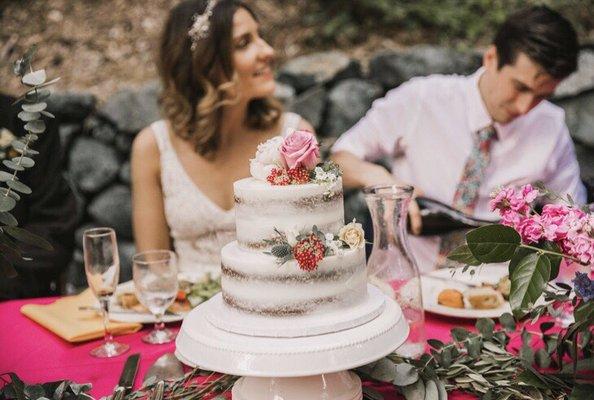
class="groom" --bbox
[331,6,586,272]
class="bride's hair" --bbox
[158,0,282,157]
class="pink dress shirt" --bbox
[332,68,586,272]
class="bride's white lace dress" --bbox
[150,112,302,279]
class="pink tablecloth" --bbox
[0,296,475,399]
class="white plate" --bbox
[421,266,511,319]
[108,281,187,324]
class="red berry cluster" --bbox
[293,234,325,271]
[288,167,310,184]
[267,168,291,185]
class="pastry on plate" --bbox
[437,288,464,308]
[464,287,505,309]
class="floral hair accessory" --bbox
[188,0,219,50]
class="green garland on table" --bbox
[3,313,592,400]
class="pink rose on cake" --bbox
[280,130,320,170]
[250,136,285,181]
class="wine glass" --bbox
[83,227,130,358]
[133,250,178,344]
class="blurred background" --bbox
[1,0,593,293]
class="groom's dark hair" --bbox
[494,5,578,79]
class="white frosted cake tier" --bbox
[205,284,385,338]
[233,177,344,250]
[221,241,367,316]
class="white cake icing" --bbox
[221,241,367,315]
[234,177,344,250]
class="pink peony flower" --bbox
[516,215,544,244]
[280,130,320,170]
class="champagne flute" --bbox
[83,227,129,357]
[133,250,178,344]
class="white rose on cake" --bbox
[249,136,286,181]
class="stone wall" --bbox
[52,45,594,293]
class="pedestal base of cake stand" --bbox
[231,372,362,400]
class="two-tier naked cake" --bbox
[219,130,371,318]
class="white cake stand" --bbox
[175,284,409,400]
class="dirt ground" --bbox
[0,0,413,101]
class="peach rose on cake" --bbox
[339,220,365,249]
[280,130,320,170]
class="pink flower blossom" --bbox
[563,234,594,264]
[280,130,320,170]
[501,209,521,228]
[516,216,544,244]
[540,204,571,241]
[489,187,515,212]
[508,184,539,214]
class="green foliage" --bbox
[303,0,593,46]
[0,373,93,400]
[0,48,59,278]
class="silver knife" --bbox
[113,353,140,400]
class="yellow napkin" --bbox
[20,289,142,343]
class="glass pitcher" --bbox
[363,185,426,358]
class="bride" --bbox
[131,0,313,279]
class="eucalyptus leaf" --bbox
[446,244,482,266]
[4,226,53,251]
[17,110,40,121]
[23,384,45,399]
[39,110,55,118]
[483,341,506,354]
[25,88,51,102]
[402,379,425,400]
[368,358,397,382]
[3,159,25,171]
[535,349,551,368]
[7,180,32,194]
[466,225,520,263]
[13,46,36,76]
[21,102,47,112]
[0,195,17,212]
[435,380,447,400]
[17,157,35,168]
[424,379,439,400]
[427,339,444,350]
[509,253,551,318]
[1,187,21,201]
[11,139,28,151]
[22,69,47,86]
[0,211,18,226]
[451,327,470,342]
[392,363,419,386]
[24,120,46,133]
[475,318,495,339]
[0,171,15,181]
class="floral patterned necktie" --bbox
[435,125,496,269]
[451,125,497,214]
